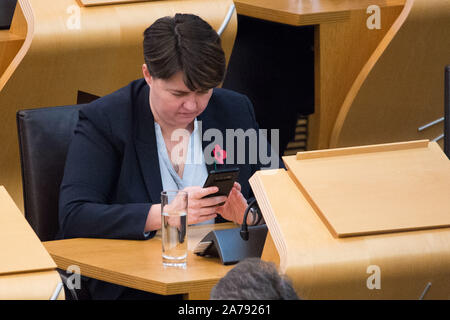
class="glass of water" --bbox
[161,190,188,268]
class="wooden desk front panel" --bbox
[0,186,56,275]
[0,186,62,299]
[0,270,64,300]
[250,170,450,299]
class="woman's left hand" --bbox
[215,182,249,224]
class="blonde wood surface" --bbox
[0,31,24,42]
[43,223,238,298]
[0,270,64,300]
[308,4,404,150]
[234,0,405,26]
[0,186,56,275]
[0,0,237,212]
[285,140,450,237]
[330,0,450,149]
[297,139,427,160]
[0,2,27,78]
[0,186,63,299]
[249,168,450,299]
[260,232,279,266]
[183,290,211,300]
[77,0,150,7]
[0,31,24,78]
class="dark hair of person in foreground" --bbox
[210,258,300,300]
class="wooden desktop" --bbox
[43,222,238,300]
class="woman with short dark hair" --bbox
[143,14,226,91]
[58,14,280,299]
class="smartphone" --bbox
[202,167,240,205]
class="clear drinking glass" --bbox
[161,190,188,267]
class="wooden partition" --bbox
[0,0,237,211]
[250,140,450,299]
[0,186,63,299]
[309,3,405,150]
[230,0,406,151]
[330,0,450,149]
[0,32,23,78]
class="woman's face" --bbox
[143,65,213,130]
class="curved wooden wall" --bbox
[330,0,450,148]
[0,0,237,211]
[307,3,405,150]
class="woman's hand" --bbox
[182,186,227,225]
[215,182,249,225]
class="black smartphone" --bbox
[202,167,240,205]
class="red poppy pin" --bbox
[213,144,227,169]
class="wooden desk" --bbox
[43,223,238,299]
[233,0,406,150]
[249,141,450,299]
[0,186,63,300]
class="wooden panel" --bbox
[0,31,24,77]
[0,270,64,300]
[285,141,450,237]
[184,290,211,300]
[43,223,237,296]
[0,185,62,299]
[249,168,450,299]
[0,186,56,275]
[77,0,151,7]
[0,0,237,212]
[0,31,24,42]
[330,0,450,149]
[297,139,427,160]
[234,0,405,26]
[260,232,280,266]
[308,4,404,150]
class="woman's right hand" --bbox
[182,186,227,225]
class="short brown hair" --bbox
[143,14,226,91]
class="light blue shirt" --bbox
[154,119,213,225]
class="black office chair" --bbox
[445,65,450,159]
[17,104,91,300]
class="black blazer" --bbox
[58,78,282,239]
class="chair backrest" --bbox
[445,65,450,158]
[17,105,83,241]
